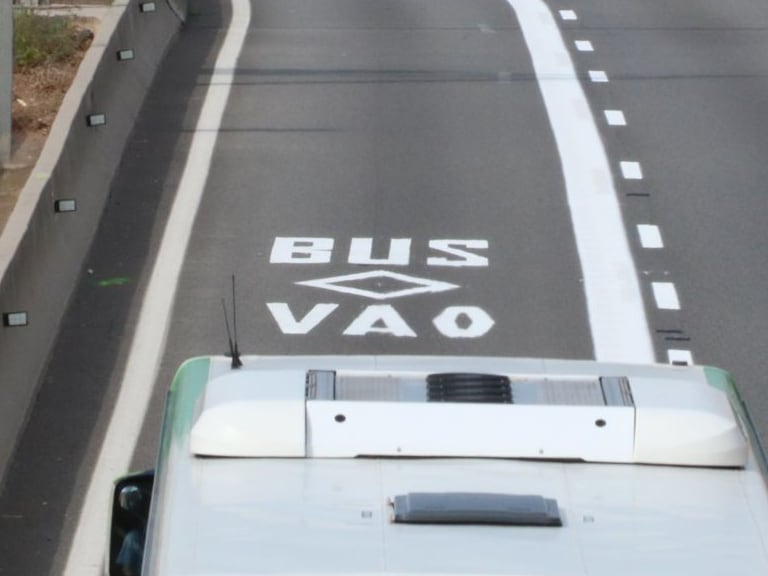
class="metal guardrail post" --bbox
[0,0,13,166]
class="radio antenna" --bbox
[222,274,243,369]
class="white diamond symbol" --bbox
[296,270,459,300]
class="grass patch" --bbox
[14,10,82,70]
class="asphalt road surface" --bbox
[2,0,768,574]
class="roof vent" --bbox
[427,373,512,403]
[391,492,562,526]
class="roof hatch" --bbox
[391,492,562,527]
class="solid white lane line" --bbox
[575,40,594,52]
[604,109,627,126]
[637,224,664,249]
[589,70,609,82]
[61,2,252,575]
[509,0,654,363]
[668,349,694,365]
[620,161,643,180]
[559,9,578,21]
[652,282,681,310]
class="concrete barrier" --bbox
[0,0,186,483]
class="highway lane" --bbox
[157,0,594,373]
[3,0,768,574]
[0,2,228,574]
[551,0,768,443]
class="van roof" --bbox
[145,356,768,576]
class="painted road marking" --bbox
[427,239,489,267]
[267,303,339,334]
[637,224,664,249]
[589,70,609,83]
[97,276,131,287]
[270,237,489,268]
[668,349,694,365]
[509,0,653,362]
[269,238,492,339]
[604,110,627,126]
[296,270,459,300]
[343,305,418,337]
[61,2,252,575]
[270,237,335,264]
[620,161,643,180]
[348,238,411,265]
[575,40,594,52]
[267,302,495,339]
[652,282,681,310]
[433,306,496,338]
[559,9,578,21]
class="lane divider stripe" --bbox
[637,224,664,249]
[668,349,694,365]
[604,110,627,126]
[620,161,644,180]
[508,0,654,362]
[61,2,252,575]
[652,282,681,310]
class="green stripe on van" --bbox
[705,366,768,475]
[169,356,211,442]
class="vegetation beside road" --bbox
[1,8,96,232]
[14,9,85,69]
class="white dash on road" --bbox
[637,224,664,249]
[620,161,643,180]
[589,70,609,82]
[559,9,578,21]
[575,40,594,52]
[604,109,626,126]
[668,349,694,365]
[652,282,681,310]
[61,1,253,576]
[509,0,654,363]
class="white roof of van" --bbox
[147,356,768,576]
[160,457,768,576]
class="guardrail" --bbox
[0,0,186,483]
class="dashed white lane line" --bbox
[652,282,681,310]
[61,1,252,575]
[549,6,689,366]
[668,349,694,365]
[637,224,664,249]
[604,109,627,126]
[620,161,643,180]
[509,0,654,363]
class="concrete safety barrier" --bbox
[0,0,187,483]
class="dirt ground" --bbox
[0,11,100,233]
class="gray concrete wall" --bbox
[0,0,186,482]
[166,0,188,20]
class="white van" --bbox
[108,355,768,575]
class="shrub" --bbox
[14,9,81,69]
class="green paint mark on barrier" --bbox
[98,277,131,287]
